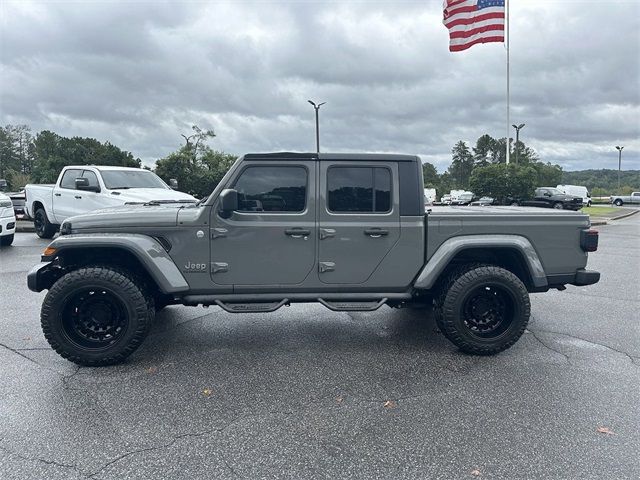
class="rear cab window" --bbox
[59,169,82,189]
[327,166,391,213]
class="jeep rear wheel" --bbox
[41,267,152,366]
[436,265,530,355]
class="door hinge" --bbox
[319,261,335,273]
[211,262,229,274]
[211,228,228,239]
[319,228,336,240]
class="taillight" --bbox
[581,229,599,252]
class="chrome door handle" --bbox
[364,229,389,238]
[54,193,61,197]
[285,228,310,238]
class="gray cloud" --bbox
[1,0,638,173]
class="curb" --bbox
[589,208,639,227]
[609,209,640,221]
[590,220,607,226]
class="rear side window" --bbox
[327,166,391,213]
[233,166,307,212]
[60,169,82,189]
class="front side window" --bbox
[327,166,391,213]
[60,169,82,189]
[233,166,307,212]
[82,170,100,188]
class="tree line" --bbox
[0,124,235,198]
[422,134,564,202]
[2,123,634,201]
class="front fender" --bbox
[29,233,189,294]
[413,234,548,290]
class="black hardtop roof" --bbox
[242,152,419,162]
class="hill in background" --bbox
[561,169,640,195]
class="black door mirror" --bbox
[169,178,179,190]
[75,177,100,193]
[219,189,238,218]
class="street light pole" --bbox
[511,123,525,164]
[615,146,624,193]
[308,100,326,153]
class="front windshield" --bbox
[101,170,168,190]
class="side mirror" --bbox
[169,178,179,190]
[219,189,238,218]
[75,177,100,193]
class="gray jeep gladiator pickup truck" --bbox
[27,153,600,366]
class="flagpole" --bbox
[506,0,510,165]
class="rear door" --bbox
[210,161,316,286]
[77,169,104,214]
[317,161,400,284]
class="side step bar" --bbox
[318,298,387,312]
[215,299,289,313]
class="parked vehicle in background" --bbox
[24,166,197,238]
[6,189,26,217]
[557,185,591,207]
[451,192,474,205]
[610,192,640,206]
[517,187,583,211]
[440,194,452,204]
[0,192,16,246]
[471,196,495,206]
[424,188,436,206]
[27,152,600,366]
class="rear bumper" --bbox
[545,269,600,289]
[572,269,600,286]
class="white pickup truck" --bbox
[610,192,640,206]
[25,166,196,238]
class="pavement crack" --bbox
[0,445,87,477]
[526,330,570,363]
[531,329,638,364]
[0,341,46,368]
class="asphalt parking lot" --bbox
[1,215,639,480]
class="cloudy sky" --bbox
[1,0,639,172]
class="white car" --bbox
[0,192,17,246]
[25,166,197,238]
[557,184,591,207]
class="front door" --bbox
[318,161,400,284]
[210,161,316,286]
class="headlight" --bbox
[0,199,12,208]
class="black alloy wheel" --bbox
[461,284,514,339]
[60,287,129,350]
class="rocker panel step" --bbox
[318,298,387,312]
[214,299,288,313]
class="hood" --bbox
[108,188,197,203]
[62,203,197,232]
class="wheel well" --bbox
[440,247,534,289]
[55,247,163,297]
[33,201,44,213]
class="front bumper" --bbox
[27,262,55,292]
[0,214,16,236]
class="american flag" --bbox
[443,0,505,52]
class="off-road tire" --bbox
[34,207,57,239]
[436,265,530,355]
[0,234,14,246]
[41,267,152,366]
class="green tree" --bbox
[154,146,236,198]
[448,140,474,188]
[422,162,438,188]
[469,163,538,203]
[31,130,141,183]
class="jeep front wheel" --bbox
[41,267,152,366]
[436,265,530,355]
